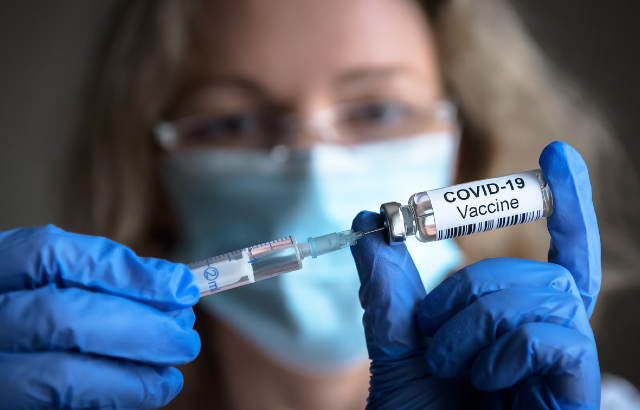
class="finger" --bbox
[351,211,427,361]
[0,351,184,409]
[426,287,591,378]
[0,285,200,366]
[471,323,600,408]
[418,257,580,336]
[0,225,199,311]
[540,141,601,318]
[510,377,567,410]
[165,307,197,330]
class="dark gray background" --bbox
[1,0,639,387]
[0,1,115,229]
[514,0,640,172]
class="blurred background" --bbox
[1,0,639,388]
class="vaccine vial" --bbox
[380,169,553,245]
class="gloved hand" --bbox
[351,141,601,409]
[0,226,201,409]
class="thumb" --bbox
[351,211,427,361]
[539,141,601,318]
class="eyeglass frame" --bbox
[154,99,459,151]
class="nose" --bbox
[286,108,340,149]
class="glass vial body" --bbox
[380,169,553,245]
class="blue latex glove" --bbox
[351,141,601,409]
[0,225,201,409]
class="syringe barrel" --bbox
[380,169,553,245]
[189,236,303,297]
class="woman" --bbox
[0,0,636,408]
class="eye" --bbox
[186,113,261,143]
[342,101,409,126]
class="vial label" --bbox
[426,170,544,240]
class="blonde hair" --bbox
[66,0,640,283]
[66,0,196,255]
[421,0,640,286]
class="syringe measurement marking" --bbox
[193,236,299,296]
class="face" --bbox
[165,0,447,150]
[161,1,456,400]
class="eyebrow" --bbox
[173,65,425,111]
[333,65,418,88]
[178,75,270,101]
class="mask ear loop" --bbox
[441,100,463,186]
[436,100,461,140]
[442,88,462,135]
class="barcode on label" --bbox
[436,210,542,241]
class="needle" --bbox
[362,226,386,236]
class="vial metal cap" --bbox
[380,202,405,245]
[380,202,416,245]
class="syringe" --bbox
[190,227,384,297]
[190,168,553,297]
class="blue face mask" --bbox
[161,133,462,373]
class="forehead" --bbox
[188,0,440,96]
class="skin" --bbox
[168,0,446,408]
[169,0,446,148]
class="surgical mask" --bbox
[161,133,462,373]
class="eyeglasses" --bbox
[154,100,457,151]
